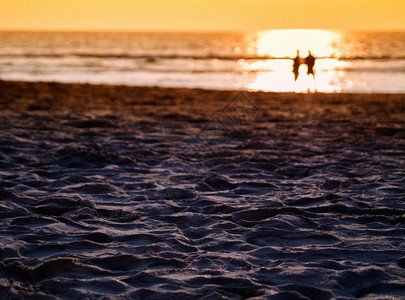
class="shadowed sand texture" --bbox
[0,81,404,299]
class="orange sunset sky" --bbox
[1,0,404,31]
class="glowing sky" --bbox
[1,0,404,31]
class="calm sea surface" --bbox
[0,30,404,92]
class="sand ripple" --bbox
[0,82,404,298]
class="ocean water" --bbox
[0,30,404,92]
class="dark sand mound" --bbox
[0,81,404,299]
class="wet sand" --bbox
[0,80,404,299]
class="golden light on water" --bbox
[243,29,345,92]
[254,29,341,58]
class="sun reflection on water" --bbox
[242,29,345,92]
[254,29,341,58]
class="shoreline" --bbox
[2,78,405,95]
[1,80,404,110]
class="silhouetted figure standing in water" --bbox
[304,51,317,92]
[293,50,300,81]
[305,51,316,77]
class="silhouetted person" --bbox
[293,50,300,81]
[305,51,316,77]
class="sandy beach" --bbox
[0,80,404,299]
